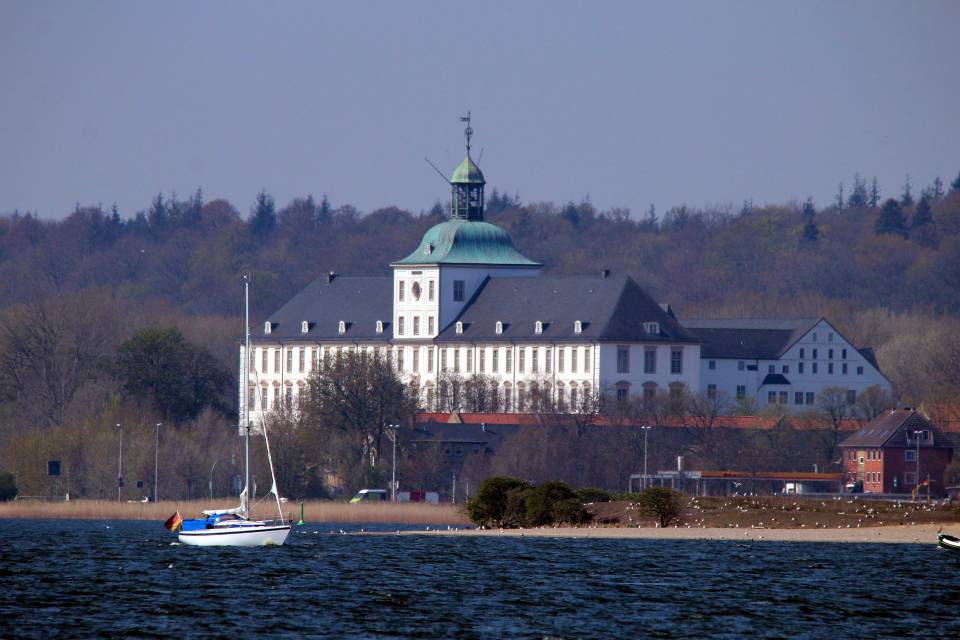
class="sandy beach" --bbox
[400,523,957,544]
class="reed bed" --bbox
[0,499,470,525]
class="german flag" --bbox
[163,511,182,531]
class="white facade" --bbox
[697,319,891,409]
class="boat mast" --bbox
[243,273,251,520]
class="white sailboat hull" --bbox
[179,524,291,547]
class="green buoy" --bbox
[297,499,305,526]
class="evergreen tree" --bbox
[847,173,868,208]
[911,195,932,229]
[875,198,908,238]
[932,176,945,201]
[900,175,914,207]
[834,182,844,212]
[248,190,276,237]
[801,197,820,242]
[869,177,881,207]
[951,171,960,194]
[148,193,168,230]
[317,194,332,225]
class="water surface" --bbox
[2,519,958,638]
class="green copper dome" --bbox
[451,155,485,184]
[392,219,540,267]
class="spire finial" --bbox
[460,111,473,156]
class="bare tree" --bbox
[817,386,852,464]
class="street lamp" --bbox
[116,423,123,502]
[390,424,399,502]
[640,425,652,491]
[154,423,162,503]
[912,428,922,496]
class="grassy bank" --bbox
[0,499,471,525]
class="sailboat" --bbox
[176,275,291,547]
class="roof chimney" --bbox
[601,268,611,278]
[326,271,337,284]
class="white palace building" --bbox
[241,124,890,426]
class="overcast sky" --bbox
[2,1,958,220]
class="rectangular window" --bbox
[398,281,405,301]
[905,471,916,485]
[531,348,538,373]
[671,348,683,374]
[806,392,815,404]
[828,363,834,374]
[413,316,420,336]
[428,280,435,301]
[644,347,656,374]
[519,348,525,373]
[768,365,775,373]
[842,363,848,375]
[617,346,630,373]
[397,349,404,372]
[812,332,818,342]
[312,347,319,370]
[441,348,448,371]
[571,348,577,373]
[617,388,628,402]
[299,347,305,373]
[506,349,513,372]
[479,348,485,373]
[413,348,420,373]
[779,391,788,404]
[467,349,473,373]
[842,348,847,360]
[812,348,818,359]
[708,360,716,370]
[274,350,281,373]
[736,385,746,399]
[799,348,805,359]
[273,386,280,408]
[558,348,565,373]
[768,391,777,404]
[398,316,406,336]
[427,347,434,373]
[782,365,789,374]
[738,360,745,371]
[454,349,460,373]
[846,389,856,404]
[286,349,293,373]
[795,391,804,405]
[812,362,818,374]
[585,347,591,372]
[799,362,804,374]
[453,280,465,302]
[905,450,916,462]
[428,316,435,334]
[857,366,864,375]
[707,384,717,399]
[492,348,499,373]
[546,349,552,372]
[828,332,834,342]
[828,348,834,359]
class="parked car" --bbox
[349,489,387,503]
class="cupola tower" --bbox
[450,112,485,221]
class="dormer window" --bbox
[535,321,543,335]
[338,321,346,335]
[301,321,309,334]
[423,243,432,255]
[574,320,582,334]
[375,320,383,334]
[264,322,272,335]
[643,322,660,335]
[495,321,503,335]
[456,321,463,335]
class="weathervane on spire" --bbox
[460,111,473,156]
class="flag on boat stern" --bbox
[163,511,182,531]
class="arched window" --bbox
[456,321,463,334]
[338,320,346,334]
[556,382,566,411]
[569,383,579,412]
[264,321,272,335]
[503,382,513,412]
[425,383,435,411]
[495,321,503,335]
[375,320,383,334]
[517,382,526,412]
[535,320,543,334]
[574,320,582,334]
[301,321,309,334]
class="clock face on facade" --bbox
[412,281,422,300]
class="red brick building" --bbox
[840,409,953,497]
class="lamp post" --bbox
[390,423,398,502]
[640,425,652,491]
[912,428,921,496]
[154,423,162,502]
[116,423,123,502]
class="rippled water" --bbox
[2,519,959,638]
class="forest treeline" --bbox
[2,171,960,499]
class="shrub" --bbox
[0,471,17,502]
[576,487,613,503]
[636,487,684,527]
[466,476,532,528]
[524,481,585,526]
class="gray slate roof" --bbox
[841,410,950,448]
[681,318,820,360]
[254,275,392,342]
[437,274,698,343]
